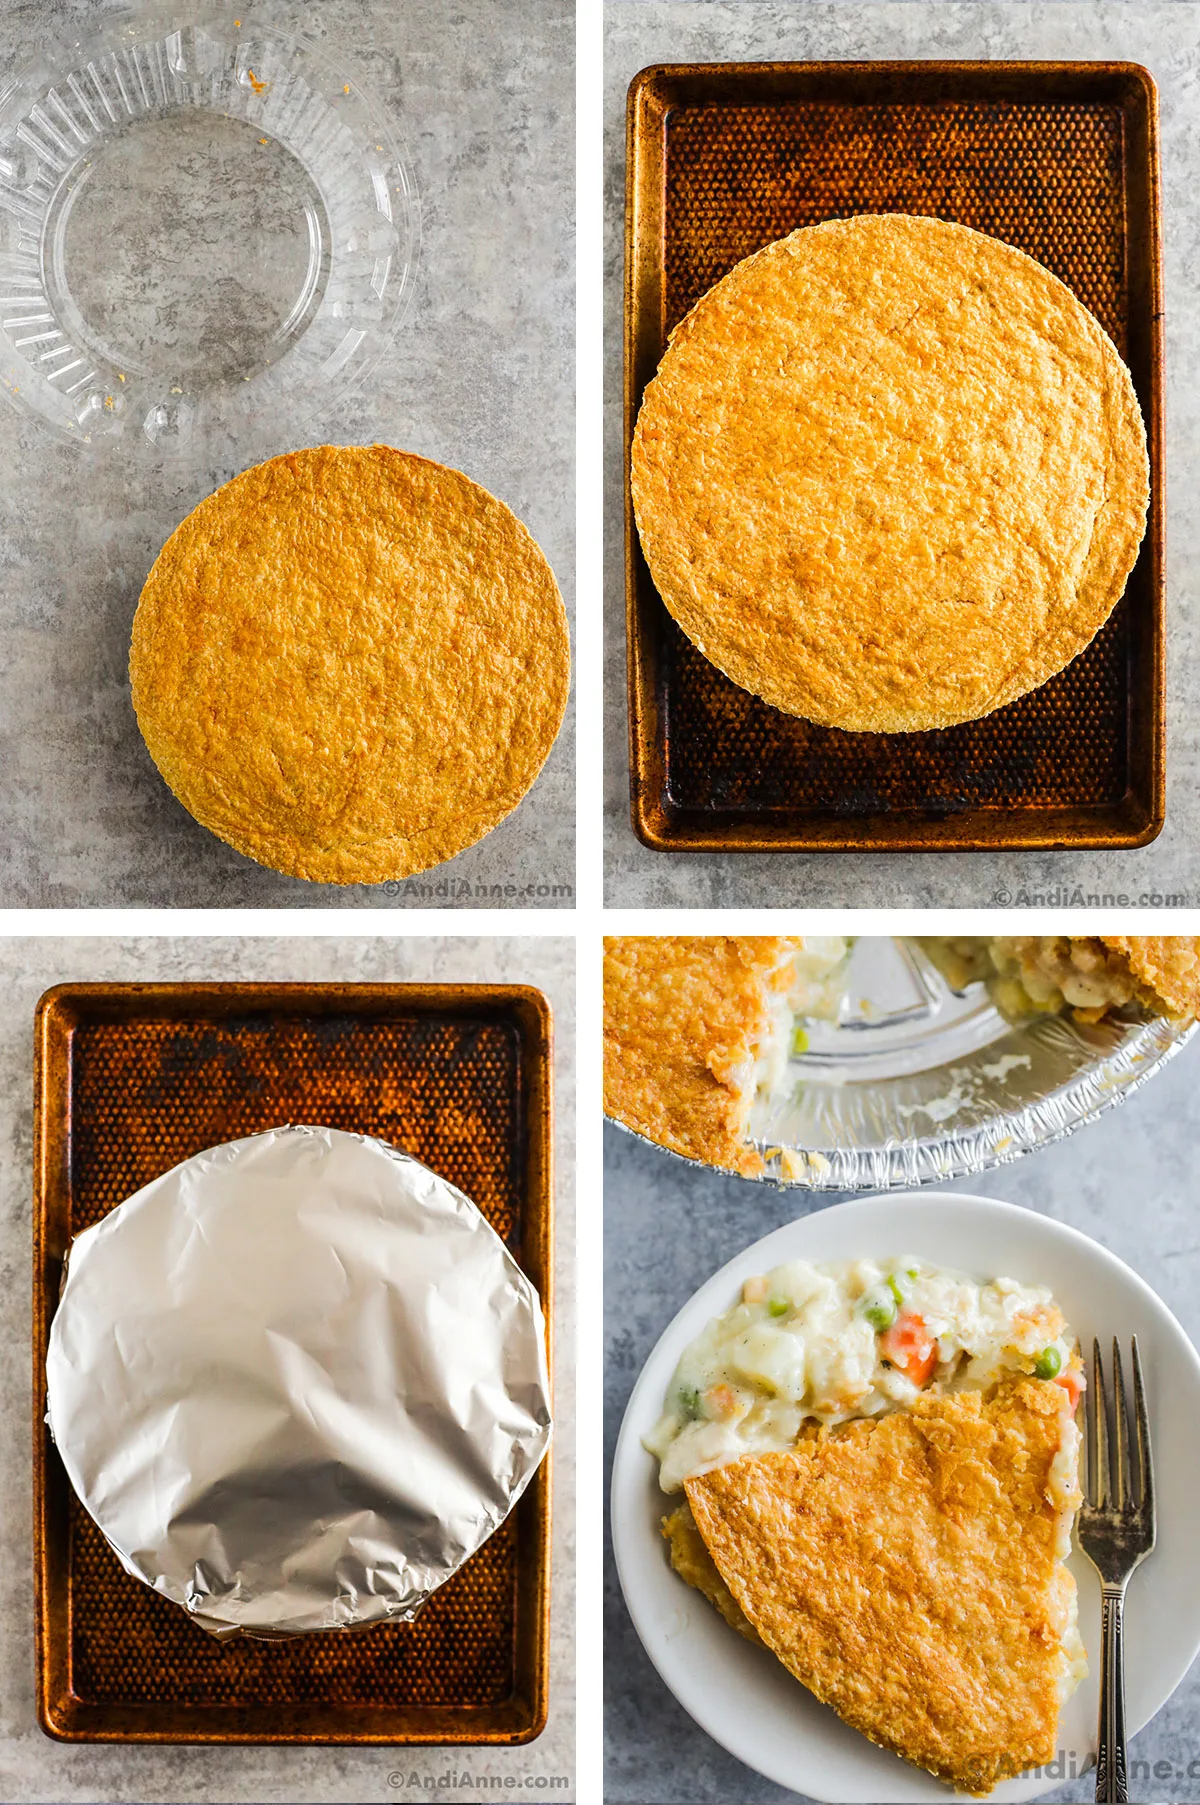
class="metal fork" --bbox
[1077,1337,1157,1803]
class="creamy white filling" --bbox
[1059,1580,1088,1704]
[1048,1414,1082,1544]
[922,936,1143,1021]
[646,1256,1076,1494]
[749,937,852,1106]
[752,991,797,1103]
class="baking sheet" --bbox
[33,982,553,1744]
[624,61,1164,852]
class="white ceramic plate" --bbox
[611,1192,1200,1804]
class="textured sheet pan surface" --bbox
[33,983,553,1744]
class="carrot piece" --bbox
[880,1312,938,1387]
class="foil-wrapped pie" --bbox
[45,1125,552,1639]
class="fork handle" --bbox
[1095,1583,1128,1802]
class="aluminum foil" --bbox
[610,938,1198,1190]
[45,1124,552,1639]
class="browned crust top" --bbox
[603,936,802,1176]
[130,444,570,884]
[632,214,1149,733]
[685,1377,1077,1795]
[1099,936,1200,1020]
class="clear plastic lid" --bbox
[0,2,418,456]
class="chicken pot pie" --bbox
[650,1257,1084,1796]
[604,936,1200,1177]
[131,444,570,884]
[631,213,1149,733]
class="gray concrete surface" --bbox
[605,1010,1200,1803]
[604,2,1200,909]
[0,0,574,906]
[0,935,574,1802]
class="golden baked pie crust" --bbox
[130,444,570,884]
[1099,936,1200,1020]
[685,1377,1080,1796]
[632,214,1149,733]
[603,936,802,1177]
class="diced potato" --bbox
[766,1260,835,1315]
[806,1316,878,1408]
[726,1324,807,1399]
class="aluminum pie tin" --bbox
[609,939,1198,1191]
[44,1124,552,1640]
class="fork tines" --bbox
[1083,1336,1156,1540]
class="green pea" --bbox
[677,1383,701,1418]
[768,1297,789,1318]
[862,1286,897,1331]
[1034,1347,1063,1381]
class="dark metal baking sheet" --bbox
[33,982,554,1744]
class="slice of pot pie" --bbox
[603,936,850,1176]
[681,1375,1084,1797]
[921,935,1200,1026]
